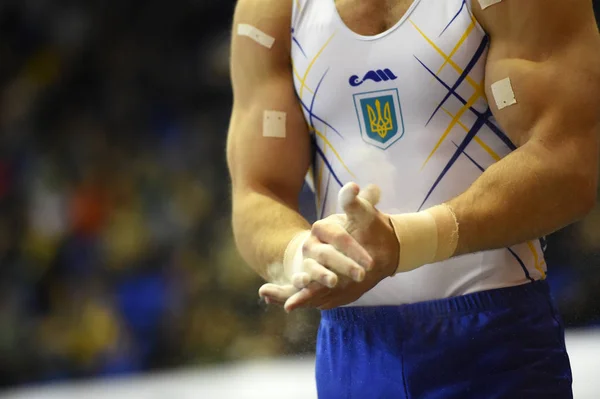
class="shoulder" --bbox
[471,0,600,60]
[233,0,294,42]
[472,0,600,106]
[231,0,295,83]
[234,0,293,19]
[232,0,294,64]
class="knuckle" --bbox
[301,240,311,255]
[314,249,329,265]
[306,259,323,276]
[321,214,340,223]
[367,258,375,269]
[339,233,353,247]
[311,220,326,234]
[301,259,314,273]
[313,219,342,239]
[329,228,343,240]
[301,236,319,255]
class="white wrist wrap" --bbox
[283,230,311,280]
[389,204,459,274]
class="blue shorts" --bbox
[316,281,572,399]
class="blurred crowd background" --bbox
[0,0,599,389]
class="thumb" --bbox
[338,182,373,224]
[359,184,381,207]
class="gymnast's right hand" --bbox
[259,214,374,305]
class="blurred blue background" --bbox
[0,0,599,390]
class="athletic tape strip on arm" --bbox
[389,204,459,274]
[237,24,275,49]
[263,110,287,138]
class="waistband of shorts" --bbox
[321,280,551,323]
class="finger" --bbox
[291,272,311,289]
[264,296,285,306]
[338,182,361,212]
[302,258,340,287]
[259,283,298,303]
[311,222,373,270]
[317,302,335,311]
[359,184,381,207]
[284,283,329,312]
[317,296,351,310]
[338,182,374,225]
[306,246,365,282]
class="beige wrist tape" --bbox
[389,204,459,274]
[283,230,311,279]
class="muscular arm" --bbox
[227,0,311,281]
[447,0,600,256]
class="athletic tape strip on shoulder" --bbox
[491,77,517,110]
[478,0,502,10]
[237,24,275,49]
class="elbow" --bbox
[576,190,596,220]
[557,137,599,220]
[571,172,597,220]
[231,195,247,245]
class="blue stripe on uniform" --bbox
[453,143,535,283]
[320,173,331,219]
[440,0,467,37]
[315,144,343,188]
[425,35,489,126]
[292,36,308,58]
[415,53,518,152]
[507,247,535,282]
[418,108,492,211]
[451,141,484,172]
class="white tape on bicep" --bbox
[237,24,275,49]
[263,111,287,138]
[478,0,502,10]
[491,77,517,110]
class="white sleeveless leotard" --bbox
[290,0,547,306]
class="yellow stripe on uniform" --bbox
[313,128,356,179]
[292,62,314,95]
[474,137,501,162]
[293,32,337,200]
[441,107,501,162]
[423,91,480,169]
[410,20,483,97]
[436,19,476,77]
[527,241,547,279]
[442,106,544,280]
[298,33,336,101]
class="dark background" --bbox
[0,0,599,389]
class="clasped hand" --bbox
[259,183,399,312]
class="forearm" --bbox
[232,189,310,282]
[448,139,597,256]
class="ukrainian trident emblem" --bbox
[367,98,394,139]
[353,89,404,149]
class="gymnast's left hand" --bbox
[259,182,400,311]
